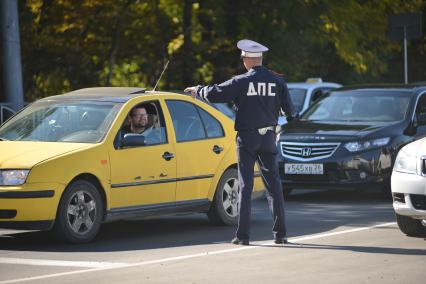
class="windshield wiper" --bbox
[0,137,8,141]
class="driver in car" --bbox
[123,106,153,135]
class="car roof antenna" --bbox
[152,60,170,92]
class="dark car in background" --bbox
[278,78,341,125]
[278,84,426,197]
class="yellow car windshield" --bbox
[0,101,122,143]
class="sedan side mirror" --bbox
[121,133,146,148]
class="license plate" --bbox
[284,163,324,175]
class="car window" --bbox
[119,101,167,147]
[196,106,224,138]
[288,88,307,113]
[166,100,206,142]
[310,89,323,105]
[415,94,426,118]
[211,103,235,120]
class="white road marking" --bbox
[0,257,127,268]
[0,222,396,284]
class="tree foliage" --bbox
[5,0,426,100]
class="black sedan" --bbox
[278,84,426,196]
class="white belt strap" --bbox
[258,126,275,135]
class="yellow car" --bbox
[0,88,264,243]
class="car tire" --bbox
[208,168,239,226]
[53,180,104,243]
[395,213,426,238]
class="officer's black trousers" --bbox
[235,130,287,240]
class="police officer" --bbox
[184,39,295,245]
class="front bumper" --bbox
[391,171,426,219]
[0,220,54,230]
[0,183,63,230]
[278,147,392,190]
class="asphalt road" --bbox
[0,189,425,284]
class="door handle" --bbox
[162,151,174,161]
[159,173,167,178]
[213,145,224,154]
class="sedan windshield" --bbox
[301,91,411,122]
[0,101,122,143]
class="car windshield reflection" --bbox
[0,101,122,143]
[301,91,412,122]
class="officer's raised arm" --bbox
[195,77,243,103]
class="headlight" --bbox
[0,170,30,185]
[344,137,390,152]
[394,149,417,174]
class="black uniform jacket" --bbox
[195,66,294,131]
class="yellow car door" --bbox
[165,100,227,202]
[108,100,177,211]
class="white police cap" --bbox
[237,39,269,58]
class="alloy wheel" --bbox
[222,177,239,218]
[66,190,97,235]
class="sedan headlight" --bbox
[344,137,390,152]
[0,170,30,185]
[394,149,417,174]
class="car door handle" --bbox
[213,145,224,154]
[162,151,174,161]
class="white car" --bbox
[278,78,341,125]
[391,138,426,237]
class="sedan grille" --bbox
[280,142,340,161]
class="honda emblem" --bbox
[301,147,312,157]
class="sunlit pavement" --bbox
[1,189,425,284]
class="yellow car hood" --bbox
[0,141,91,168]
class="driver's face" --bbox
[130,108,148,128]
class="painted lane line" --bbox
[0,222,397,284]
[289,221,396,243]
[0,257,127,268]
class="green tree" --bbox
[14,0,426,101]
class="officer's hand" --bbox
[184,86,197,98]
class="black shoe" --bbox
[231,237,249,245]
[274,237,288,244]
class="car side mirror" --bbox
[121,133,146,148]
